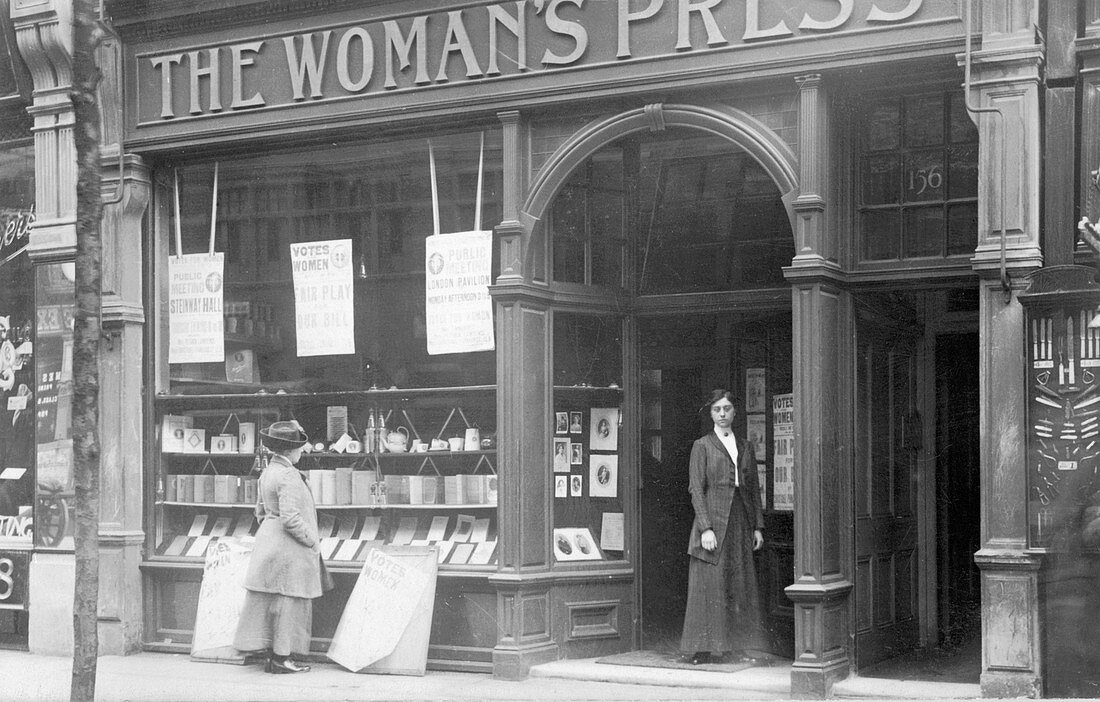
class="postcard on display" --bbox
[746,368,767,413]
[553,437,571,473]
[237,422,256,454]
[425,230,495,355]
[449,542,476,565]
[588,455,618,498]
[552,528,602,562]
[335,515,357,539]
[569,412,583,434]
[290,238,355,357]
[436,541,455,564]
[471,518,491,543]
[168,252,224,364]
[427,516,449,542]
[589,408,619,451]
[452,514,475,543]
[391,517,418,546]
[187,514,209,537]
[468,540,497,565]
[570,442,583,465]
[570,474,583,497]
[746,414,767,461]
[555,412,568,434]
[555,475,568,498]
[334,539,364,561]
[320,537,342,561]
[357,515,382,541]
[185,535,213,558]
[600,512,625,552]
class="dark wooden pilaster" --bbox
[488,110,559,679]
[966,7,1045,696]
[784,74,853,699]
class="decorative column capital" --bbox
[11,0,72,95]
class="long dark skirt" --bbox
[233,590,312,657]
[680,492,762,655]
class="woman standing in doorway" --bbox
[234,420,330,673]
[681,389,765,665]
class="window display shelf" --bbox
[149,384,499,572]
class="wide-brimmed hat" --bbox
[260,420,309,451]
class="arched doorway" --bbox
[528,107,799,661]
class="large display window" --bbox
[148,129,503,594]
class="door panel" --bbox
[855,321,921,667]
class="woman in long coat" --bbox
[681,389,765,665]
[234,420,328,673]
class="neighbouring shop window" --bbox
[166,130,502,393]
[858,91,978,261]
[0,142,34,547]
[33,263,74,550]
[551,313,625,564]
[549,129,794,293]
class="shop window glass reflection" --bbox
[0,143,35,546]
[548,129,793,293]
[858,91,978,262]
[166,131,502,393]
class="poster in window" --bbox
[168,252,224,364]
[290,240,354,357]
[425,230,494,355]
[745,368,766,414]
[772,393,795,511]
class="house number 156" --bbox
[908,166,942,195]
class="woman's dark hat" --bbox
[260,420,309,451]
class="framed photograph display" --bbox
[569,412,582,433]
[555,476,568,498]
[589,407,618,451]
[570,442,583,465]
[588,455,617,498]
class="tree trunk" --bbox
[70,0,103,700]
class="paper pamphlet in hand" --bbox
[328,548,432,672]
[191,537,253,659]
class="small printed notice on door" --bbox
[291,239,355,357]
[425,230,494,355]
[168,253,224,364]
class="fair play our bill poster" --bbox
[290,239,354,357]
[425,230,495,355]
[168,252,224,364]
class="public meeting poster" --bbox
[168,253,224,364]
[773,393,795,511]
[425,230,494,355]
[290,239,354,357]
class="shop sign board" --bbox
[130,0,955,134]
[0,550,29,610]
[425,230,494,355]
[290,239,355,357]
[191,537,252,661]
[772,392,794,511]
[328,545,437,674]
[168,253,225,364]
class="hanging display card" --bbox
[328,546,438,675]
[290,239,354,357]
[746,368,767,413]
[772,393,795,511]
[746,414,767,461]
[600,512,624,552]
[191,537,252,663]
[168,253,225,364]
[425,230,495,355]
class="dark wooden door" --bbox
[854,317,922,668]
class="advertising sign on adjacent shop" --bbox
[425,230,494,355]
[290,239,354,357]
[168,252,224,364]
[772,393,794,511]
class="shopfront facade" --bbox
[4,0,1071,697]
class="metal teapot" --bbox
[383,426,409,452]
